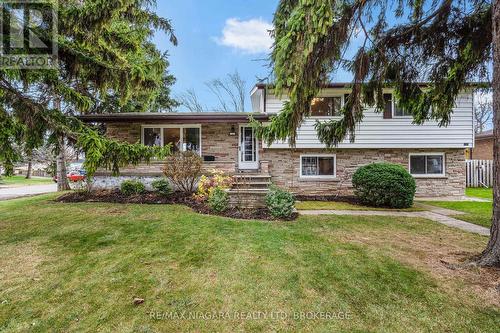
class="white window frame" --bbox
[388,93,412,118]
[309,95,344,118]
[299,154,337,179]
[141,124,202,155]
[408,152,446,178]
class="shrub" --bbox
[195,169,233,201]
[208,187,229,213]
[352,163,416,208]
[163,151,203,193]
[120,180,145,195]
[265,185,295,218]
[151,178,172,196]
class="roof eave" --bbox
[77,113,269,124]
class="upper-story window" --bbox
[384,93,411,117]
[142,125,201,154]
[310,96,343,116]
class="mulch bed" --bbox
[56,190,298,221]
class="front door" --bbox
[238,125,259,170]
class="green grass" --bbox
[423,200,493,228]
[296,200,423,211]
[466,187,493,200]
[0,175,53,186]
[0,194,498,332]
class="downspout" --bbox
[263,86,267,113]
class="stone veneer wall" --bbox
[104,122,241,163]
[105,122,141,143]
[261,148,466,197]
[98,122,244,176]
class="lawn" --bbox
[466,187,493,200]
[423,201,493,228]
[0,175,53,187]
[0,194,498,332]
[295,200,423,211]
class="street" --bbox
[0,184,58,201]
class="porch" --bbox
[79,112,270,177]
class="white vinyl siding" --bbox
[260,89,473,149]
[266,93,289,114]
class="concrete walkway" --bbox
[299,206,490,236]
[0,184,57,201]
[416,196,491,202]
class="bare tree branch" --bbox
[176,89,205,112]
[474,91,493,133]
[205,71,246,112]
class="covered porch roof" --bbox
[78,112,270,124]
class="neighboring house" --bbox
[80,83,474,197]
[469,130,494,160]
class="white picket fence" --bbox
[466,159,494,188]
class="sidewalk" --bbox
[299,206,490,236]
[0,184,57,201]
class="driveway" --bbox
[0,184,58,201]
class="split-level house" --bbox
[80,83,474,198]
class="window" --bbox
[409,153,445,177]
[142,125,201,154]
[143,128,162,147]
[183,128,201,153]
[300,155,336,178]
[163,128,181,151]
[310,96,342,116]
[384,93,411,117]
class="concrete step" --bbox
[232,174,271,194]
[233,174,271,179]
[232,181,271,185]
[232,182,270,189]
[228,189,269,194]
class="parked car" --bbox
[53,170,86,183]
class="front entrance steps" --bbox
[228,173,271,209]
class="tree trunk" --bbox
[56,135,70,191]
[25,156,32,179]
[477,0,500,266]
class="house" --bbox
[79,83,474,198]
[469,130,494,160]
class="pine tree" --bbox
[0,0,176,180]
[256,0,499,266]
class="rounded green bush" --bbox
[151,178,172,196]
[352,163,416,208]
[208,187,229,213]
[265,185,295,218]
[120,180,146,196]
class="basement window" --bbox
[409,153,445,177]
[300,155,336,178]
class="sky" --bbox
[153,0,353,112]
[152,0,491,130]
